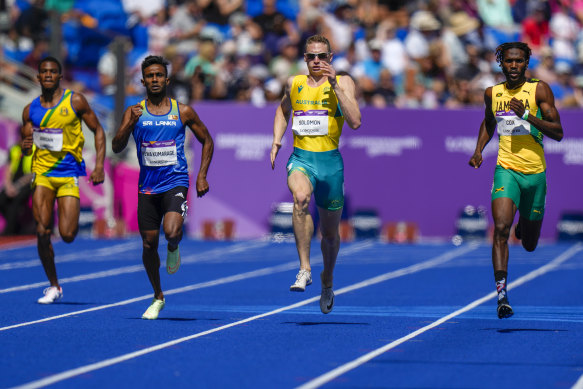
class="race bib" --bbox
[495,111,530,136]
[141,140,178,167]
[33,127,63,151]
[292,110,329,136]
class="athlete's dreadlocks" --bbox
[495,42,532,66]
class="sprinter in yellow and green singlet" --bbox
[469,42,564,319]
[271,35,361,314]
[21,56,106,304]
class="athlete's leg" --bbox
[492,197,517,272]
[517,216,543,252]
[318,207,342,288]
[140,229,163,300]
[492,197,517,318]
[288,171,314,272]
[164,211,183,251]
[56,195,80,243]
[32,186,59,287]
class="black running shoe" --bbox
[514,223,521,240]
[497,297,514,319]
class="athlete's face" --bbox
[37,61,62,90]
[304,42,332,76]
[500,48,528,84]
[142,64,169,95]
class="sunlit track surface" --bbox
[0,238,581,389]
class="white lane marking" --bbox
[296,242,583,389]
[7,243,476,389]
[0,265,144,294]
[0,241,141,270]
[0,240,271,294]
[572,373,583,389]
[0,240,375,331]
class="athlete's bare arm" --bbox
[469,87,496,169]
[21,104,34,156]
[319,61,361,130]
[112,104,143,153]
[507,80,563,142]
[271,76,293,170]
[72,93,106,185]
[179,103,214,197]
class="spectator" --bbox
[168,0,206,56]
[0,143,34,235]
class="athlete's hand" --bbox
[468,152,483,169]
[270,142,281,170]
[508,97,526,118]
[21,135,34,155]
[129,104,143,124]
[196,174,209,197]
[90,167,105,185]
[320,61,337,85]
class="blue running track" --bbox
[1,237,582,389]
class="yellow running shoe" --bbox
[142,298,165,320]
[166,246,181,274]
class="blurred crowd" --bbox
[3,0,583,109]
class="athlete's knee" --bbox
[164,227,182,243]
[60,231,77,243]
[293,192,310,212]
[493,222,511,241]
[522,238,538,252]
[142,238,158,252]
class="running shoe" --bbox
[142,298,165,320]
[37,286,63,304]
[320,287,335,314]
[290,269,312,291]
[166,246,181,274]
[497,297,514,319]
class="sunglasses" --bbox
[305,52,330,60]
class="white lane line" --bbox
[0,241,141,270]
[573,373,583,389]
[296,242,583,389]
[7,243,476,389]
[0,265,144,294]
[0,240,271,294]
[0,240,375,331]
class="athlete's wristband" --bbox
[522,109,529,120]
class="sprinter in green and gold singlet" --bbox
[271,35,361,314]
[21,57,106,304]
[469,42,564,319]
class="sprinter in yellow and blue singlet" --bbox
[28,88,87,197]
[469,42,564,320]
[271,35,361,314]
[21,56,106,304]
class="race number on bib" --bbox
[495,111,530,136]
[141,140,178,167]
[292,110,329,136]
[33,127,63,151]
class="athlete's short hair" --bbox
[141,55,169,77]
[496,42,532,66]
[38,56,62,74]
[305,35,331,54]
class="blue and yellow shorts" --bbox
[32,175,80,198]
[492,165,546,221]
[286,147,344,211]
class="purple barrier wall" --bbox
[187,104,583,240]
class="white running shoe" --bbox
[142,298,165,320]
[290,269,312,292]
[37,286,63,304]
[320,287,334,314]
